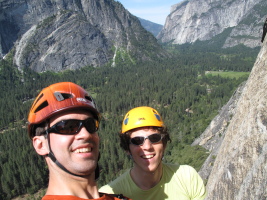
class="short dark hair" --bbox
[119,126,171,152]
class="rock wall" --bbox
[202,35,267,199]
[158,0,266,48]
[192,81,246,182]
[0,0,164,72]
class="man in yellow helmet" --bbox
[100,106,206,200]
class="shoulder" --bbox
[164,163,197,172]
[163,163,180,170]
[162,164,207,199]
[163,163,201,181]
[172,164,206,190]
[179,165,200,177]
[176,164,200,179]
[99,169,131,194]
[162,163,182,173]
[99,184,114,194]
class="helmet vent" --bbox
[85,95,93,102]
[34,101,49,113]
[31,93,44,111]
[54,92,73,101]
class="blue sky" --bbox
[117,0,183,25]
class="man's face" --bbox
[48,110,100,177]
[129,127,164,173]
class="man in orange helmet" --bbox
[28,82,129,200]
[100,106,206,200]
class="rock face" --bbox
[193,38,267,199]
[192,81,246,182]
[0,0,164,72]
[158,0,267,48]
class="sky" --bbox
[117,0,183,25]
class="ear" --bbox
[32,136,49,156]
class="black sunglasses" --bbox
[130,133,163,146]
[45,118,99,135]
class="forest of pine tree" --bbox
[0,43,260,200]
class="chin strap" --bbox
[46,131,100,179]
[47,151,88,177]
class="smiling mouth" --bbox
[141,155,154,159]
[73,147,92,153]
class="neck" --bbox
[130,162,163,190]
[46,168,99,198]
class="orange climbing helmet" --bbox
[28,82,101,139]
[121,106,164,134]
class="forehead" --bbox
[130,126,159,137]
[50,109,93,123]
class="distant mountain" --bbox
[0,0,167,72]
[138,18,163,37]
[158,0,267,48]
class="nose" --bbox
[141,138,153,149]
[75,126,93,140]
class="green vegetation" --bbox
[37,15,56,29]
[166,144,209,171]
[205,71,250,79]
[0,40,258,199]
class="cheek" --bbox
[129,144,141,155]
[93,134,100,146]
[158,145,165,157]
[50,134,74,149]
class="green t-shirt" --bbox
[99,163,206,200]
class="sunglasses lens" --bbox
[84,118,98,133]
[130,134,163,146]
[148,134,162,143]
[55,120,81,134]
[130,137,145,145]
[48,118,99,135]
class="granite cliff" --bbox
[193,37,267,199]
[0,0,165,72]
[158,0,267,48]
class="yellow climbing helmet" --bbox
[121,106,164,134]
